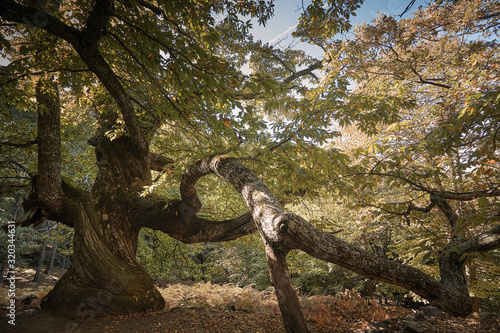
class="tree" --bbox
[0,1,497,332]
[328,0,500,308]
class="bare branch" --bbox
[282,61,322,85]
[1,139,38,148]
[149,153,174,173]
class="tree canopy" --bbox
[1,0,499,332]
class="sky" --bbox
[250,0,428,58]
[0,1,428,66]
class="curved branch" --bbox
[0,0,80,45]
[193,156,472,318]
[149,153,174,173]
[0,139,38,148]
[437,188,500,201]
[359,171,500,201]
[458,225,500,253]
[140,156,257,242]
[18,179,84,229]
[133,197,256,243]
[282,61,322,85]
[0,0,148,157]
[430,193,459,228]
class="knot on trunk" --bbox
[278,218,288,234]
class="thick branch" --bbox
[138,155,258,242]
[458,225,500,253]
[291,215,471,316]
[73,1,148,156]
[431,193,459,228]
[437,188,500,201]
[282,61,322,85]
[0,0,148,156]
[19,179,84,229]
[194,156,472,317]
[0,0,80,45]
[133,197,256,243]
[149,153,174,172]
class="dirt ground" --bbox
[1,268,499,333]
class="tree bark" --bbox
[431,194,469,296]
[23,74,167,317]
[184,156,473,330]
[40,136,165,318]
[36,78,62,212]
[439,245,469,296]
[265,246,310,333]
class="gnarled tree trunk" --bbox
[24,79,167,318]
[179,156,476,332]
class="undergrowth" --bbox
[158,282,412,326]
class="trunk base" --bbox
[41,263,165,319]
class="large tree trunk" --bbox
[41,136,165,318]
[26,79,166,318]
[41,198,165,318]
[432,194,470,296]
[180,156,476,333]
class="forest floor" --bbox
[1,267,499,333]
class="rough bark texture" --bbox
[459,225,500,253]
[265,246,310,333]
[184,156,474,332]
[431,194,469,296]
[3,1,498,331]
[2,0,257,319]
[40,135,166,318]
[34,79,63,221]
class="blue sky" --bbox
[0,1,428,66]
[250,0,428,58]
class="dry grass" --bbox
[159,282,280,315]
[158,282,412,329]
[3,269,494,333]
[301,289,412,328]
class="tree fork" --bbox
[179,156,311,331]
[185,156,473,328]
